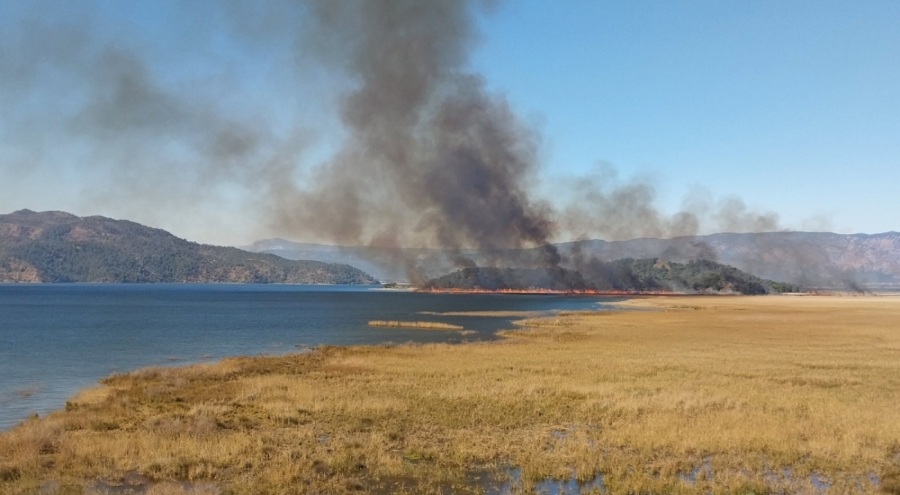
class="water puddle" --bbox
[479,462,880,495]
[677,456,713,485]
[45,471,221,495]
[38,463,885,494]
[369,466,607,495]
[489,467,607,494]
[674,460,881,495]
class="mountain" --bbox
[246,232,900,288]
[426,259,799,295]
[0,210,377,284]
[243,238,408,282]
[242,238,459,281]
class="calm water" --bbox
[0,284,614,430]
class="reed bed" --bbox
[419,310,547,317]
[1,295,899,494]
[366,320,464,331]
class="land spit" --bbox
[1,295,899,494]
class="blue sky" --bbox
[1,1,898,245]
[473,1,900,233]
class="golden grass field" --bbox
[1,295,899,494]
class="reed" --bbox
[367,320,464,330]
[1,295,898,494]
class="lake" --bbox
[0,284,616,430]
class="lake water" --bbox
[0,284,615,430]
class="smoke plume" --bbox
[271,0,561,281]
[271,1,787,282]
[1,1,793,284]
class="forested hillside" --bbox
[0,210,376,284]
[556,232,900,288]
[426,259,799,294]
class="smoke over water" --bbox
[1,1,794,285]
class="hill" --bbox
[425,259,799,294]
[0,210,377,284]
[243,238,411,282]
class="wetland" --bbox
[1,295,899,494]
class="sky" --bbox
[1,0,898,246]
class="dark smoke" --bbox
[271,0,562,281]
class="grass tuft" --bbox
[367,320,464,330]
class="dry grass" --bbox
[2,295,899,494]
[367,320,464,331]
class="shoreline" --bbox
[0,288,610,432]
[417,288,732,295]
[2,295,898,494]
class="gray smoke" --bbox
[0,2,304,242]
[558,165,781,242]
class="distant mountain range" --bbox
[4,209,895,289]
[245,231,900,288]
[0,210,376,284]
